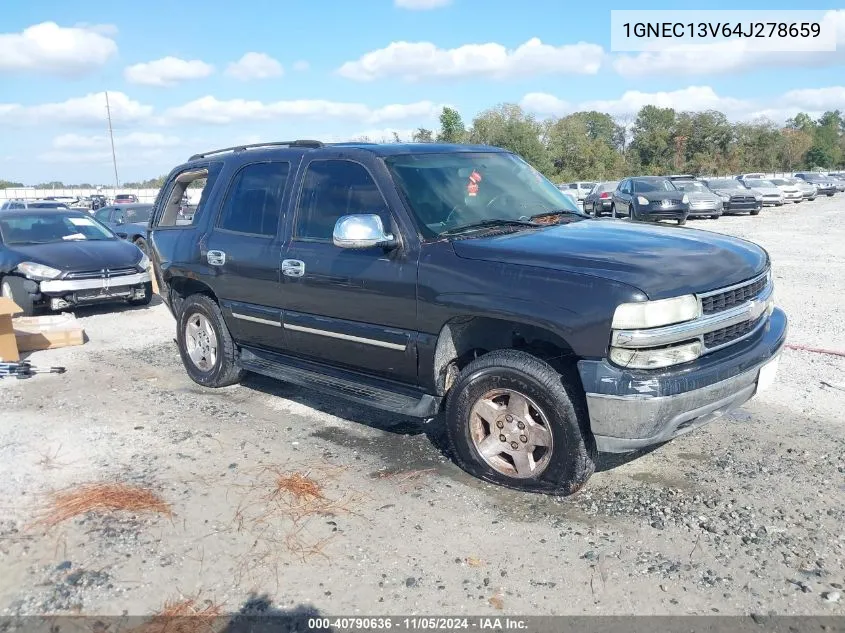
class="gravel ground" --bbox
[1,195,843,617]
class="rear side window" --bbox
[217,161,290,236]
[294,159,389,242]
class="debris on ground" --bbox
[35,482,171,528]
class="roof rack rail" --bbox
[189,139,324,161]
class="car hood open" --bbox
[450,219,768,300]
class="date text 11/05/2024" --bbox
[622,21,821,38]
[307,617,529,630]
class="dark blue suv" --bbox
[149,140,787,495]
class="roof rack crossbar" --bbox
[189,139,324,161]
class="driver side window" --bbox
[294,159,391,242]
[94,207,112,222]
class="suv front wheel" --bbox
[444,350,596,495]
[176,294,244,388]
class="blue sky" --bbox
[1,0,844,184]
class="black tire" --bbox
[176,293,244,388]
[828,193,834,197]
[134,236,149,257]
[610,203,617,219]
[128,281,153,307]
[1,276,35,316]
[710,215,720,220]
[750,208,761,216]
[677,218,687,226]
[444,349,596,496]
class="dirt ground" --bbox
[1,196,844,617]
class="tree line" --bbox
[400,105,845,182]
[4,104,843,189]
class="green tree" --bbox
[546,112,625,181]
[437,107,467,143]
[779,128,813,171]
[412,128,434,143]
[468,103,551,175]
[0,179,24,189]
[629,106,677,174]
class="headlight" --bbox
[720,194,730,202]
[137,253,151,271]
[636,196,649,205]
[612,295,700,329]
[16,261,62,280]
[754,195,763,201]
[609,341,703,370]
[681,194,689,204]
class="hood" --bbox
[637,190,684,201]
[709,187,753,197]
[450,220,768,300]
[9,239,142,272]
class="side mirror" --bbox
[115,217,125,226]
[333,214,396,249]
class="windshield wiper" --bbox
[440,218,541,236]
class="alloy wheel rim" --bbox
[185,313,218,371]
[469,388,554,479]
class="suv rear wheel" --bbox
[444,350,596,495]
[176,294,244,387]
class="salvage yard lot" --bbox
[1,198,844,617]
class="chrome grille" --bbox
[65,267,137,280]
[701,273,768,315]
[703,314,765,348]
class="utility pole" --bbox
[105,91,119,189]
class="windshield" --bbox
[385,152,584,237]
[29,202,69,209]
[633,179,676,193]
[770,179,789,185]
[675,181,709,193]
[707,179,745,189]
[746,179,775,188]
[120,205,153,223]
[0,212,115,245]
[598,181,619,192]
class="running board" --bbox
[238,346,441,417]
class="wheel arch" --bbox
[431,316,580,397]
[167,276,219,318]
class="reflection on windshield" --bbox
[385,152,585,237]
[0,213,115,245]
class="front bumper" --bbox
[725,200,762,212]
[578,307,787,453]
[39,271,150,294]
[639,204,688,220]
[688,204,722,218]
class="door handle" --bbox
[282,259,305,277]
[207,250,226,266]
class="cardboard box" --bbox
[0,296,23,362]
[13,313,85,352]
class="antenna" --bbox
[105,91,119,188]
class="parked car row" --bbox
[572,171,843,224]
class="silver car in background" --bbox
[786,177,817,201]
[740,178,785,206]
[672,180,723,219]
[769,178,804,203]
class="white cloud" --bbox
[520,85,845,124]
[72,23,119,37]
[336,37,604,81]
[394,0,451,9]
[292,60,310,72]
[162,96,442,125]
[124,56,215,87]
[52,132,181,150]
[613,9,845,76]
[0,22,117,76]
[225,52,284,81]
[0,92,153,127]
